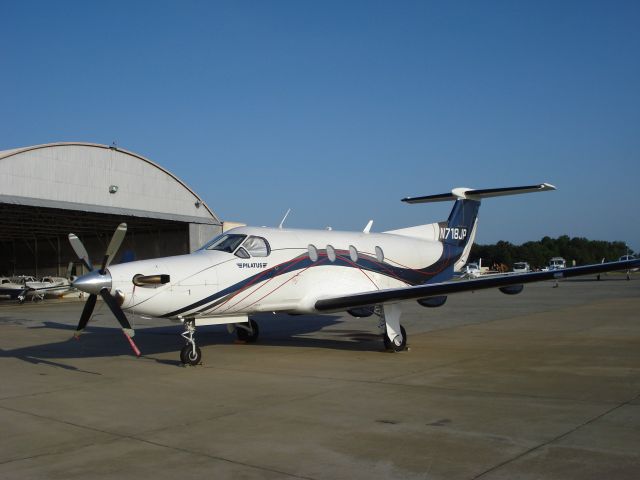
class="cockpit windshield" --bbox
[200,234,247,253]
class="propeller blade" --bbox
[100,289,141,357]
[74,294,97,338]
[68,233,93,271]
[101,223,127,273]
[99,289,134,334]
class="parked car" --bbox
[512,261,531,273]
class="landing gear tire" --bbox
[236,319,259,343]
[181,345,202,366]
[180,319,201,365]
[383,325,407,352]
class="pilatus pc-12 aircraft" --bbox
[68,183,640,365]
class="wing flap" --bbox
[314,259,639,312]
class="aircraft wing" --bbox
[314,259,640,312]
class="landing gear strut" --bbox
[236,318,259,343]
[180,319,201,365]
[377,304,407,352]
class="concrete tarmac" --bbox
[1,275,639,479]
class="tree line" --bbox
[470,236,633,270]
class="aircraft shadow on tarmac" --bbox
[0,313,386,368]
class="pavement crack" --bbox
[0,403,317,479]
[209,364,631,406]
[128,436,317,480]
[470,391,640,479]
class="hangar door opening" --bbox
[0,203,190,277]
[0,142,223,279]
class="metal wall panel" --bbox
[0,143,220,225]
[188,223,222,252]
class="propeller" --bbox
[69,223,141,357]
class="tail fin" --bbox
[438,198,481,248]
[402,183,556,269]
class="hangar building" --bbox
[0,143,222,277]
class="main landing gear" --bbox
[378,304,407,352]
[235,318,259,343]
[383,325,407,352]
[179,318,261,365]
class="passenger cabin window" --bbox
[308,244,318,262]
[241,236,270,257]
[326,245,336,262]
[375,246,384,262]
[202,234,247,253]
[349,245,358,263]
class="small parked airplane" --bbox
[0,277,28,300]
[0,270,74,303]
[68,183,640,365]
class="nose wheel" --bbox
[180,319,202,366]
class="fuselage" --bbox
[104,225,460,320]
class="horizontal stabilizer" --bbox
[402,183,555,204]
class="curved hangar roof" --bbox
[0,142,220,226]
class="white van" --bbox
[512,261,531,273]
[549,257,566,270]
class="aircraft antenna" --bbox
[278,208,291,229]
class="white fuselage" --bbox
[106,226,452,321]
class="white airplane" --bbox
[0,273,74,303]
[25,276,74,300]
[68,183,640,365]
[0,277,28,300]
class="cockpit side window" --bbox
[202,234,247,253]
[241,236,271,257]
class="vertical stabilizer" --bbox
[438,199,480,249]
[454,218,478,272]
[401,183,556,271]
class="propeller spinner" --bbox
[69,223,141,357]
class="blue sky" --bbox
[2,1,639,250]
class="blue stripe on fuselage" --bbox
[159,244,464,318]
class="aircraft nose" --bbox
[72,270,112,295]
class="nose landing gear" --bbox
[180,319,201,366]
[178,317,262,366]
